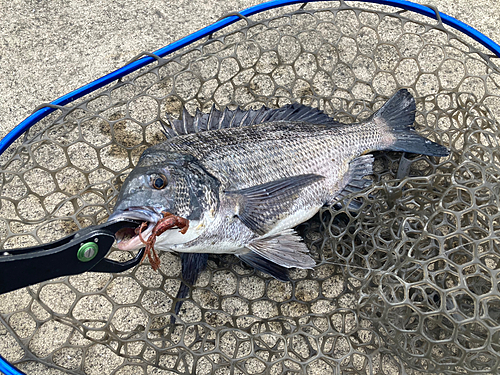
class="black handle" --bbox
[0,220,143,295]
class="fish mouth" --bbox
[108,206,164,251]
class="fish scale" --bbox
[110,89,449,280]
[165,122,375,191]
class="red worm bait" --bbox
[136,212,190,271]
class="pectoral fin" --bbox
[226,174,324,235]
[246,229,316,269]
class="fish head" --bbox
[109,148,219,250]
[112,165,176,217]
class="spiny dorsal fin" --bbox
[162,103,339,138]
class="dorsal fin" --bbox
[162,103,338,138]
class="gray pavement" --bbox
[1,0,500,139]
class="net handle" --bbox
[1,0,499,157]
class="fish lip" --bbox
[108,206,164,224]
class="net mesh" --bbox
[1,2,500,374]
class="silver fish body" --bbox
[110,89,449,278]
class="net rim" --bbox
[2,0,500,156]
[0,353,21,375]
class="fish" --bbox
[109,89,449,285]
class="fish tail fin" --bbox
[374,89,449,157]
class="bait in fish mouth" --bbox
[108,89,449,308]
[136,212,189,271]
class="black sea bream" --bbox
[109,89,449,280]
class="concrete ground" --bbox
[1,0,500,139]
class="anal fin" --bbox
[246,229,316,269]
[330,154,373,204]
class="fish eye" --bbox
[151,174,167,190]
